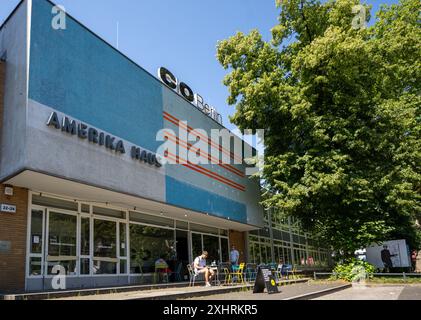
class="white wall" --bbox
[0,0,30,180]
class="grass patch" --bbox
[368,277,421,284]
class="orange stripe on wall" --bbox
[163,111,243,163]
[164,151,246,192]
[163,129,245,178]
[165,150,245,191]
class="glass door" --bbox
[28,208,45,277]
[45,209,78,276]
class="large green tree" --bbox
[217,0,421,256]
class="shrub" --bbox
[331,259,376,282]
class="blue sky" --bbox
[1,0,399,131]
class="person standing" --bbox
[381,245,397,272]
[230,245,240,267]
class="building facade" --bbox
[248,208,331,268]
[0,0,328,294]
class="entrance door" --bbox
[45,209,78,276]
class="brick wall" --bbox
[0,185,29,294]
[229,230,247,264]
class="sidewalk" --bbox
[51,278,311,301]
[183,281,350,300]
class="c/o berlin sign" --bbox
[158,67,223,125]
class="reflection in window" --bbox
[81,218,90,256]
[120,223,127,257]
[130,225,174,274]
[203,235,220,263]
[94,220,116,258]
[47,260,77,275]
[80,258,90,275]
[120,260,127,274]
[48,212,77,257]
[29,257,42,276]
[191,233,202,259]
[221,238,229,263]
[93,260,117,274]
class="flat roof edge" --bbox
[0,0,25,31]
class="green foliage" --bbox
[217,0,421,256]
[332,259,376,282]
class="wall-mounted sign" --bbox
[0,204,16,213]
[158,67,223,125]
[0,241,11,253]
[46,112,162,168]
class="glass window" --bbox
[81,204,90,213]
[175,220,188,230]
[80,258,90,275]
[47,260,77,275]
[48,212,77,257]
[190,223,218,235]
[254,244,261,264]
[94,220,116,258]
[33,195,78,211]
[130,211,174,228]
[120,223,127,257]
[120,259,127,274]
[203,235,220,263]
[93,206,125,219]
[81,217,90,256]
[191,233,202,259]
[220,238,229,263]
[30,210,43,254]
[275,246,280,263]
[219,229,228,237]
[29,257,42,276]
[175,230,189,282]
[129,224,175,274]
[93,260,117,274]
[249,242,255,263]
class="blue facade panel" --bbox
[29,0,163,152]
[166,176,247,224]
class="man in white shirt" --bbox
[230,245,240,266]
[193,251,215,287]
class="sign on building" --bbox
[0,204,16,213]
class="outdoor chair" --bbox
[284,264,294,279]
[187,264,198,287]
[226,262,245,285]
[245,263,257,282]
[221,267,231,285]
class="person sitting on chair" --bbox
[193,251,215,287]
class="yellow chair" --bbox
[222,267,231,285]
[228,263,245,285]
